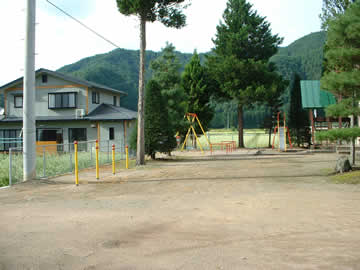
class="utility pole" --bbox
[23,0,36,181]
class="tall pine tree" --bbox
[144,80,176,159]
[115,0,188,165]
[288,74,310,147]
[150,43,186,135]
[320,1,360,164]
[182,51,214,132]
[210,0,283,147]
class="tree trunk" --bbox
[136,16,146,166]
[238,104,244,148]
[268,126,272,148]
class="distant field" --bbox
[195,129,279,149]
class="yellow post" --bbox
[181,127,192,151]
[112,144,115,175]
[96,140,99,179]
[125,145,129,169]
[74,141,79,186]
[191,125,204,153]
[277,112,280,151]
[284,112,287,152]
[195,115,211,146]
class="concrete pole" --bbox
[23,0,37,181]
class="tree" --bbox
[115,0,188,165]
[150,43,186,136]
[262,64,288,147]
[182,51,214,133]
[320,0,356,30]
[288,74,310,147]
[210,0,283,148]
[144,80,176,159]
[320,1,360,164]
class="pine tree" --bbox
[210,0,283,148]
[320,0,356,30]
[144,80,176,159]
[288,74,310,146]
[150,43,186,136]
[320,1,360,164]
[115,0,188,165]
[182,51,214,132]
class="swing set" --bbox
[181,113,211,153]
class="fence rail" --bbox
[2,139,134,187]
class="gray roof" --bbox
[0,104,137,123]
[0,68,127,96]
[87,104,137,121]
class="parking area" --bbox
[1,151,360,269]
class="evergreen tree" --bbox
[320,1,360,164]
[320,0,356,30]
[150,43,186,135]
[144,80,176,159]
[209,0,283,148]
[182,51,214,133]
[288,74,310,147]
[115,0,188,165]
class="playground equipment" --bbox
[272,112,292,151]
[181,113,211,153]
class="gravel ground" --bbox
[1,150,360,270]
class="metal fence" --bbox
[4,140,135,186]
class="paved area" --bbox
[1,151,360,269]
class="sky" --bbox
[0,0,323,86]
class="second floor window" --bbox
[92,91,100,104]
[14,95,23,108]
[48,92,77,109]
[113,96,117,106]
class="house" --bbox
[0,68,137,151]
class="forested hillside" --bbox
[58,32,326,113]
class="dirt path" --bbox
[1,151,360,269]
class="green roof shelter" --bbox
[300,80,337,145]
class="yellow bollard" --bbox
[96,140,99,179]
[74,141,79,186]
[112,144,115,175]
[125,145,129,169]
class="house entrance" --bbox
[69,128,87,151]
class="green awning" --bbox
[300,80,337,109]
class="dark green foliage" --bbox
[144,80,176,159]
[116,0,187,28]
[288,74,310,146]
[210,0,283,147]
[321,1,360,164]
[182,51,214,132]
[150,43,186,135]
[320,0,356,30]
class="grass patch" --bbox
[331,170,360,184]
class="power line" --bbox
[45,0,121,49]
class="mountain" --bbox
[58,31,326,111]
[270,31,326,80]
[0,31,326,118]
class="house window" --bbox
[113,96,117,106]
[14,95,23,108]
[109,127,114,140]
[42,74,48,83]
[48,92,77,109]
[92,91,100,104]
[0,129,22,151]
